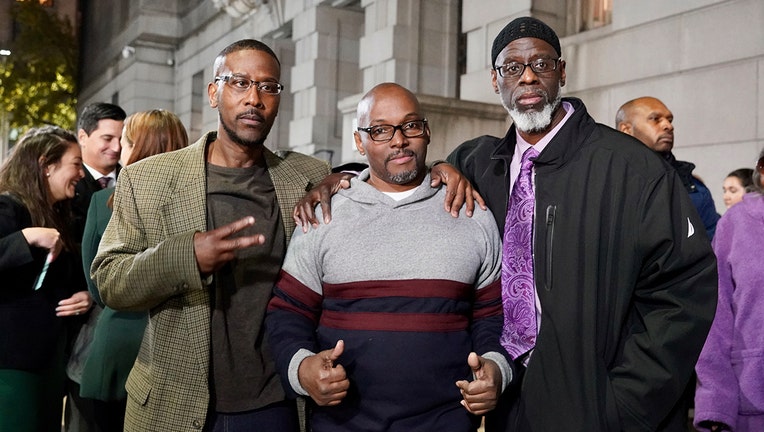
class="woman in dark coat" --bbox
[0,126,92,431]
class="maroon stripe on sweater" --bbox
[320,311,468,332]
[322,279,472,300]
[267,296,317,323]
[274,270,323,308]
[473,279,502,319]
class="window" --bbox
[580,0,612,31]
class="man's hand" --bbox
[456,352,501,415]
[193,216,265,276]
[298,340,350,406]
[430,163,486,217]
[293,172,354,231]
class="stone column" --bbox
[359,0,459,97]
[287,4,363,166]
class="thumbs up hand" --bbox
[298,340,350,406]
[455,352,501,415]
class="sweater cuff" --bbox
[288,348,315,396]
[482,351,512,392]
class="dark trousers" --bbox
[205,400,299,432]
[64,379,96,432]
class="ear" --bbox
[491,69,500,94]
[617,122,632,134]
[77,129,88,144]
[559,59,566,87]
[353,132,366,156]
[208,81,219,108]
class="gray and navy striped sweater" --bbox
[267,172,509,432]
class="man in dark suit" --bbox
[70,103,127,242]
[65,102,126,432]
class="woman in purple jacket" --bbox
[695,148,764,432]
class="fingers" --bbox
[467,352,483,374]
[56,291,93,317]
[328,339,344,363]
[448,180,467,218]
[293,200,319,232]
[293,173,353,229]
[220,216,255,238]
[472,188,487,211]
[194,216,266,275]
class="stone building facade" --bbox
[74,0,764,213]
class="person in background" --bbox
[266,83,510,432]
[71,102,127,240]
[0,126,92,432]
[616,96,721,239]
[694,150,764,431]
[91,39,331,432]
[79,110,189,432]
[722,168,754,209]
[65,101,127,432]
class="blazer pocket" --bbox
[125,367,152,406]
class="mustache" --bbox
[512,87,549,103]
[385,149,416,163]
[236,109,264,121]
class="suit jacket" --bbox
[92,132,330,431]
[72,165,120,243]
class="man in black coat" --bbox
[446,17,717,431]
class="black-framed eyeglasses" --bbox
[214,75,284,95]
[357,119,428,142]
[494,58,561,78]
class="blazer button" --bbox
[192,419,202,429]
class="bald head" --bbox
[356,83,421,125]
[354,83,430,192]
[616,96,675,154]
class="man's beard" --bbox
[505,84,562,133]
[383,149,421,184]
[219,112,269,148]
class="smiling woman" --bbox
[0,126,92,431]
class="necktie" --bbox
[97,176,110,189]
[500,146,539,359]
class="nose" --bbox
[244,86,265,108]
[661,119,674,131]
[518,64,540,84]
[389,128,408,148]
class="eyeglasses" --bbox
[494,58,561,78]
[214,75,284,95]
[357,119,428,142]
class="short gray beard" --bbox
[505,86,563,133]
[388,168,420,184]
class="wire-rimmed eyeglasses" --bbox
[494,58,561,78]
[214,75,284,95]
[356,119,428,142]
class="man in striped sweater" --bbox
[266,83,512,432]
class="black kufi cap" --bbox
[491,17,561,66]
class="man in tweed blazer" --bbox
[92,40,330,432]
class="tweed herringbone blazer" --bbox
[91,132,330,431]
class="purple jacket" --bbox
[695,193,764,431]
